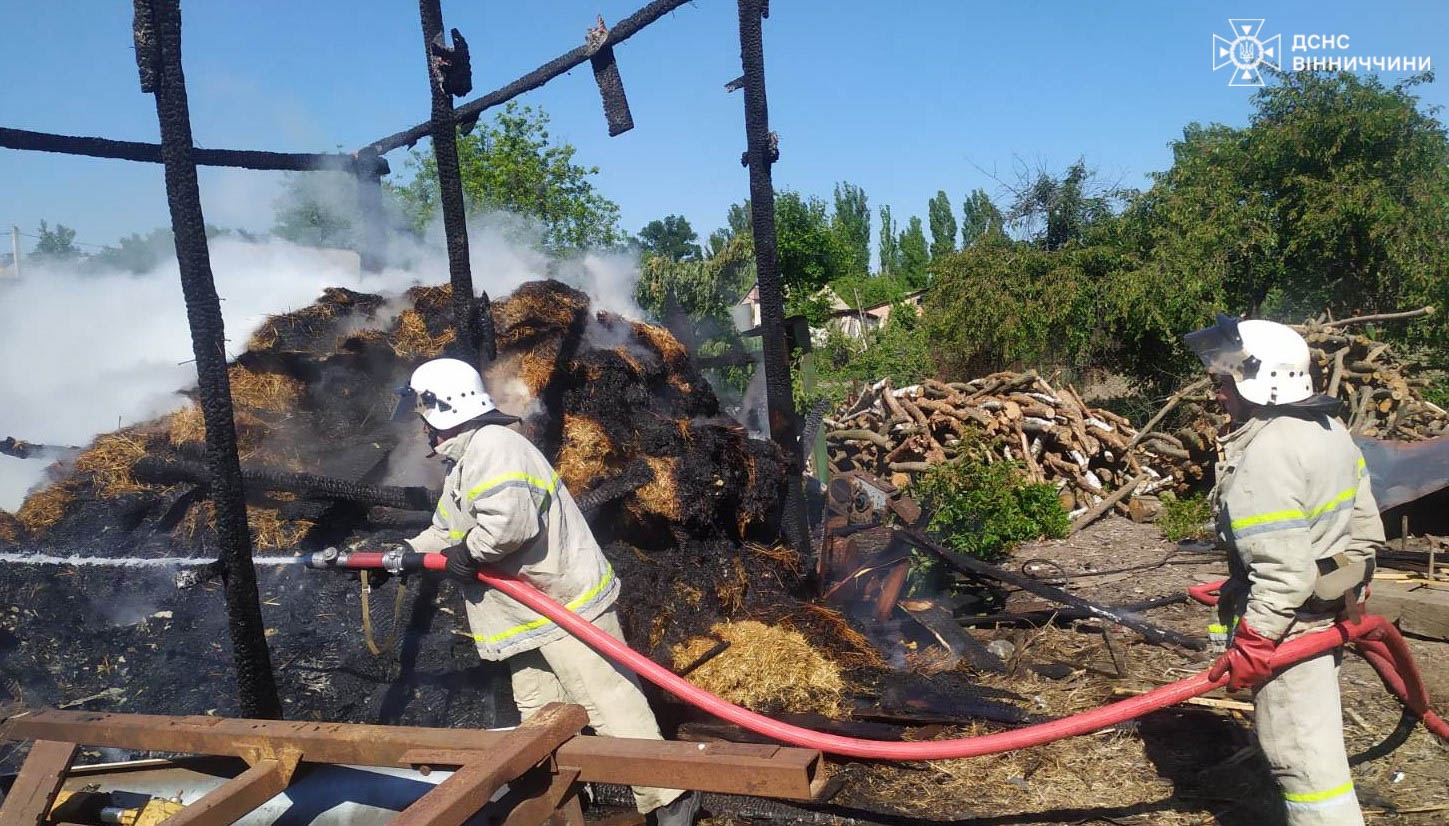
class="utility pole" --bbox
[7,226,20,279]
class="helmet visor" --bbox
[1185,313,1261,382]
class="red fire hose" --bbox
[324,552,1449,760]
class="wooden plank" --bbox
[0,710,826,801]
[392,703,587,826]
[0,740,77,826]
[162,758,288,826]
[1367,580,1449,641]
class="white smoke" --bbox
[0,213,650,513]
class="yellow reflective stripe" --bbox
[473,565,615,645]
[437,503,451,519]
[1230,484,1360,532]
[447,529,466,540]
[465,471,560,504]
[1207,624,1229,633]
[1284,780,1354,804]
[1230,508,1305,531]
[1307,485,1357,518]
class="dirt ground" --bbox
[812,516,1449,826]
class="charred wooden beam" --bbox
[0,127,380,174]
[737,0,807,559]
[131,456,438,511]
[586,17,635,136]
[134,0,282,719]
[418,0,484,364]
[363,0,691,155]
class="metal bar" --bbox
[135,0,282,718]
[363,0,691,155]
[393,704,587,826]
[492,764,581,826]
[0,126,368,173]
[0,740,77,826]
[0,711,824,801]
[160,758,288,826]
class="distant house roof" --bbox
[829,287,928,318]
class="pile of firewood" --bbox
[824,373,1189,525]
[1295,309,1447,440]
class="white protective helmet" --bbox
[402,358,497,430]
[1186,314,1314,406]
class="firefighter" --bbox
[1187,315,1382,826]
[398,357,699,826]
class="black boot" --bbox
[647,791,700,826]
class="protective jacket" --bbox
[1213,412,1383,639]
[406,424,618,660]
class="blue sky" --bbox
[2,1,1446,256]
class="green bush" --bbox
[906,457,1069,561]
[1158,492,1212,541]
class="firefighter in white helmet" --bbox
[1187,315,1384,826]
[397,357,698,826]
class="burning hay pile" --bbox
[826,374,1185,521]
[0,279,791,729]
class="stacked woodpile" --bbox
[824,373,1186,521]
[1295,310,1448,440]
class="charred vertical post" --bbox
[736,0,807,557]
[354,148,389,273]
[419,0,491,363]
[132,0,281,719]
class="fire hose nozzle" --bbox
[307,547,343,569]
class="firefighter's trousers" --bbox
[508,607,685,814]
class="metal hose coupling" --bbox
[305,546,424,573]
[306,546,346,569]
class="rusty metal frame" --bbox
[1,707,826,824]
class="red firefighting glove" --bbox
[1208,620,1277,691]
[443,545,481,583]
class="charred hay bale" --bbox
[555,415,619,494]
[247,288,384,354]
[73,432,160,499]
[172,500,313,550]
[389,309,456,359]
[607,538,756,656]
[15,483,76,535]
[0,509,24,545]
[631,322,719,418]
[492,281,590,353]
[167,403,267,455]
[671,621,845,715]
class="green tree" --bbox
[773,190,837,292]
[30,220,79,261]
[637,214,701,262]
[273,172,358,249]
[636,233,755,328]
[960,188,1004,247]
[394,102,622,252]
[1008,159,1123,251]
[927,190,957,260]
[1119,70,1449,340]
[830,181,870,277]
[878,205,901,275]
[898,216,929,287]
